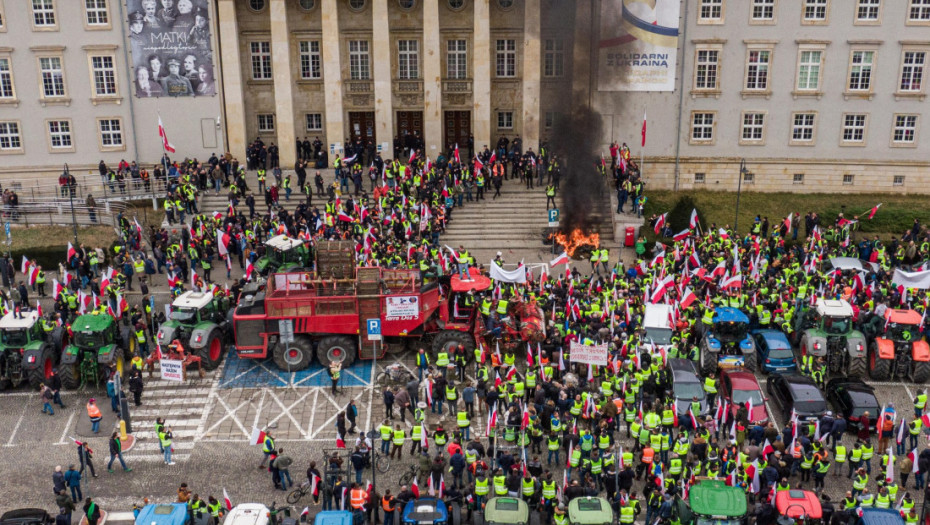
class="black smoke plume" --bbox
[552,106,606,233]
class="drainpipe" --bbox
[672,0,689,192]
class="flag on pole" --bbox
[223,488,233,511]
[411,476,420,498]
[67,242,77,261]
[654,212,667,235]
[689,209,700,230]
[550,252,570,267]
[641,110,647,147]
[249,427,266,446]
[868,203,882,220]
[158,115,176,153]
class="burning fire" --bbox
[553,228,600,257]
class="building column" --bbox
[472,0,491,151]
[270,0,296,168]
[571,0,592,112]
[372,0,393,149]
[422,0,442,154]
[217,0,247,158]
[321,0,345,154]
[521,0,541,152]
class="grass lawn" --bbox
[644,190,929,240]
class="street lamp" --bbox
[735,159,749,234]
[64,164,79,245]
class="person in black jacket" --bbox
[46,370,65,409]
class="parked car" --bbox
[765,374,827,421]
[567,497,613,525]
[719,369,770,423]
[668,358,708,416]
[825,377,880,431]
[0,510,54,525]
[402,498,459,525]
[474,497,537,525]
[751,329,797,373]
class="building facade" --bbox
[0,0,225,184]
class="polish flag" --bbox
[27,265,39,286]
[21,256,29,274]
[486,406,498,436]
[897,419,907,445]
[215,229,230,256]
[421,425,428,450]
[473,156,484,172]
[245,261,255,281]
[300,508,310,520]
[249,427,266,446]
[688,407,698,429]
[689,209,700,230]
[409,149,418,165]
[868,203,882,220]
[641,110,647,147]
[721,274,743,288]
[311,473,321,496]
[223,488,233,511]
[679,286,697,309]
[654,212,667,235]
[411,476,420,498]
[908,449,920,472]
[453,144,461,164]
[425,379,434,406]
[67,242,77,261]
[438,474,446,498]
[52,279,64,299]
[488,149,497,165]
[672,229,690,242]
[550,252,570,266]
[158,115,176,153]
[336,432,346,449]
[338,210,355,222]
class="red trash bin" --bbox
[624,226,636,247]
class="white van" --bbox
[643,303,674,350]
[224,504,270,525]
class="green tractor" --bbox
[0,311,69,389]
[156,291,231,370]
[60,313,135,389]
[253,234,312,277]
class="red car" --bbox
[720,369,770,423]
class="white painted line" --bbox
[202,395,252,438]
[306,389,319,437]
[251,389,266,430]
[291,368,326,387]
[265,388,313,439]
[4,405,27,447]
[58,412,76,444]
[309,390,366,439]
[193,360,222,443]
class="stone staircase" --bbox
[441,180,616,266]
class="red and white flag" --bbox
[67,242,78,261]
[641,110,647,147]
[654,212,667,235]
[679,286,697,309]
[158,115,176,153]
[672,229,690,242]
[868,203,882,220]
[223,488,233,511]
[249,427,267,446]
[215,229,231,256]
[689,209,700,230]
[300,508,309,520]
[21,256,29,274]
[550,252,570,267]
[411,476,420,498]
[453,144,461,164]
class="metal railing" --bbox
[8,172,172,204]
[1,200,127,229]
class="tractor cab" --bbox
[254,235,310,275]
[156,291,230,371]
[0,311,67,389]
[774,489,822,525]
[0,312,40,348]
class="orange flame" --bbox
[553,228,601,257]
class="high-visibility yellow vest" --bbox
[392,430,405,446]
[474,478,489,495]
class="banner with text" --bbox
[127,0,216,97]
[569,341,610,366]
[386,296,420,319]
[160,359,184,381]
[598,0,681,92]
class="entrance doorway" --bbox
[444,111,470,152]
[396,111,423,140]
[348,111,375,144]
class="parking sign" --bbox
[366,319,382,341]
[548,209,560,227]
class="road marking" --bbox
[4,404,27,447]
[306,390,320,437]
[58,412,76,445]
[265,388,314,439]
[202,394,255,438]
[194,366,223,442]
[251,389,267,430]
[309,389,366,439]
[365,363,375,433]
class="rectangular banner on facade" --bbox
[386,296,420,319]
[597,0,682,92]
[160,359,184,381]
[127,0,216,97]
[569,341,609,366]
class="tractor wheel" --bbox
[912,361,930,383]
[743,351,757,372]
[199,331,225,370]
[318,335,356,368]
[27,345,55,387]
[848,356,867,378]
[272,336,314,371]
[431,330,476,362]
[868,345,891,380]
[59,362,80,389]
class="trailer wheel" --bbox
[273,336,315,371]
[318,335,356,368]
[431,330,475,361]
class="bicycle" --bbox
[286,480,311,505]
[399,464,419,486]
[372,450,391,474]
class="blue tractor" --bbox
[700,307,756,376]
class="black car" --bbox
[765,374,827,421]
[826,377,880,431]
[0,510,54,525]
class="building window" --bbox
[248,0,266,11]
[398,40,419,80]
[90,56,117,96]
[447,40,467,79]
[745,50,770,90]
[803,0,827,21]
[495,39,516,78]
[900,51,925,92]
[0,58,14,99]
[497,111,513,129]
[856,0,880,21]
[32,0,56,27]
[751,0,774,21]
[48,120,72,149]
[348,0,366,11]
[894,175,905,186]
[299,41,321,80]
[791,113,816,142]
[39,56,66,97]
[694,173,706,184]
[250,42,272,80]
[258,114,275,133]
[699,0,722,21]
[99,118,123,147]
[741,113,765,142]
[0,122,21,151]
[694,50,719,90]
[298,0,316,10]
[691,112,715,141]
[843,174,854,185]
[349,40,370,80]
[797,50,822,91]
[544,111,555,129]
[544,39,564,78]
[793,173,805,184]
[848,51,874,91]
[742,172,755,184]
[306,113,322,131]
[842,114,867,143]
[85,0,108,26]
[910,0,930,22]
[893,115,918,143]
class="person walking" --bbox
[64,464,82,502]
[86,398,102,434]
[53,466,66,495]
[274,448,294,490]
[107,432,131,473]
[129,371,144,407]
[259,431,275,468]
[41,384,55,415]
[47,369,65,409]
[83,498,102,525]
[160,426,175,465]
[346,400,358,434]
[77,441,96,478]
[383,386,395,420]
